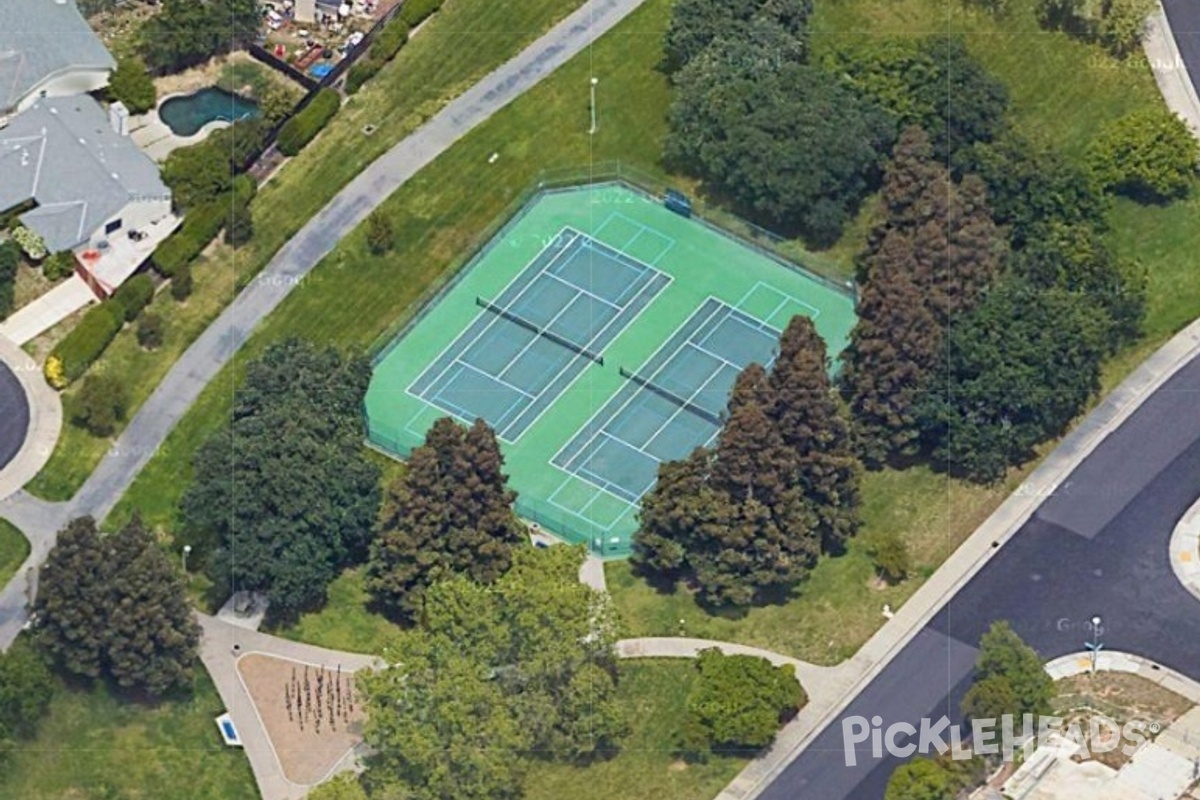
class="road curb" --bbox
[1169,496,1200,602]
[715,325,1200,798]
[0,335,61,504]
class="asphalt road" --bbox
[0,363,29,471]
[761,352,1200,799]
[1163,0,1200,82]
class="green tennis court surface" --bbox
[366,183,856,557]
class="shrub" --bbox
[49,303,124,384]
[370,18,410,62]
[71,374,128,437]
[366,210,395,255]
[11,226,46,261]
[346,59,383,95]
[43,356,66,390]
[1088,108,1198,202]
[684,650,805,754]
[276,89,340,157]
[108,56,156,115]
[0,241,17,320]
[171,262,193,301]
[112,274,155,322]
[867,530,910,583]
[399,0,444,27]
[42,251,76,282]
[137,313,165,350]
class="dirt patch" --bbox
[237,653,367,786]
[1056,671,1194,770]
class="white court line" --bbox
[550,298,728,495]
[453,359,536,399]
[498,264,672,440]
[542,270,622,310]
[407,228,583,404]
[496,284,601,385]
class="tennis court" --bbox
[409,228,670,441]
[551,298,779,504]
[366,182,857,557]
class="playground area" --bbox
[365,182,856,556]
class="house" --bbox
[0,0,116,115]
[0,96,172,253]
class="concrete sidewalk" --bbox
[1147,1,1200,134]
[0,278,95,346]
[0,335,61,501]
[716,314,1200,800]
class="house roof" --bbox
[0,0,115,113]
[0,96,170,252]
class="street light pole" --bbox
[589,77,598,135]
[1086,615,1104,674]
[182,544,192,574]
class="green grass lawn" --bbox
[0,667,256,800]
[274,568,403,655]
[26,0,587,504]
[0,519,30,588]
[523,660,749,800]
[109,0,1200,672]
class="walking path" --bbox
[197,614,380,800]
[715,318,1200,800]
[0,0,651,654]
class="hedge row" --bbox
[277,89,340,157]
[399,0,444,27]
[371,18,410,62]
[112,274,155,322]
[152,175,257,276]
[50,302,124,384]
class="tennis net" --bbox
[619,367,724,427]
[476,296,605,366]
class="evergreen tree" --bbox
[33,518,109,679]
[368,418,524,621]
[632,448,715,576]
[105,518,201,695]
[840,232,942,465]
[767,316,861,553]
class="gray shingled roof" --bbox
[0,96,170,252]
[0,0,115,113]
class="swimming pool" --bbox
[158,87,260,137]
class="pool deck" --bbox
[130,108,233,162]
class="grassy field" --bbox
[107,0,1200,673]
[523,660,749,800]
[0,520,29,588]
[0,667,256,800]
[108,0,678,531]
[25,0,587,503]
[275,568,403,655]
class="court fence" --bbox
[364,163,855,558]
[365,428,634,558]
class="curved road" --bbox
[0,0,652,650]
[0,363,28,470]
[761,352,1200,798]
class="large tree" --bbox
[684,649,805,753]
[917,281,1108,482]
[839,231,942,466]
[1088,108,1199,203]
[662,0,812,74]
[769,317,861,553]
[367,417,524,621]
[181,339,380,618]
[666,49,894,246]
[0,640,54,751]
[827,35,1008,163]
[634,367,820,606]
[362,547,625,799]
[961,621,1055,721]
[140,0,260,73]
[33,517,200,696]
[104,519,202,696]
